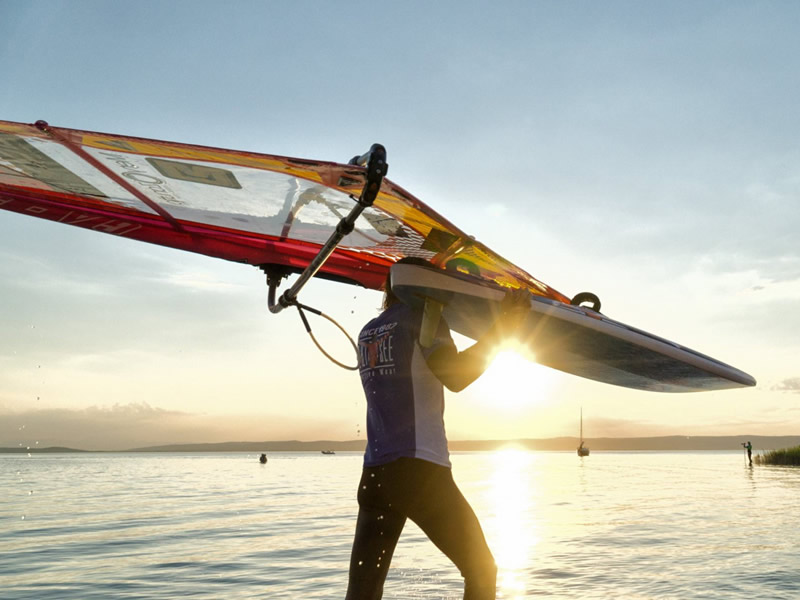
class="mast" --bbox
[577,407,590,456]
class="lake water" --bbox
[2,450,799,599]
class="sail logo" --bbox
[0,197,141,237]
[57,211,142,236]
[97,151,186,207]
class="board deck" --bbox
[391,263,756,393]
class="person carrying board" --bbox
[346,257,529,600]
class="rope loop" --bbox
[294,303,359,371]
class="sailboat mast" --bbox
[577,407,590,457]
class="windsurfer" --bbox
[346,257,529,600]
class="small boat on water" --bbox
[577,408,590,457]
[321,450,335,455]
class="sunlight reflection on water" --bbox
[486,448,537,598]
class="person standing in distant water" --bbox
[745,441,753,465]
[346,257,529,600]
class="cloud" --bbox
[1,402,357,451]
[773,377,800,393]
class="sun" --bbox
[474,345,559,410]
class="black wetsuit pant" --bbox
[345,457,497,600]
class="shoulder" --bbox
[382,302,420,325]
[360,304,416,337]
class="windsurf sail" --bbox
[0,119,570,303]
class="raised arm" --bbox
[425,289,530,392]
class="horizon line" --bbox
[3,434,799,454]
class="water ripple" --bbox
[3,451,799,598]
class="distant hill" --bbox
[0,446,90,453]
[128,440,367,453]
[448,435,800,452]
[3,435,798,453]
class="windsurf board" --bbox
[391,263,756,393]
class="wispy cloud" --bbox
[143,269,247,293]
[773,377,800,393]
[1,402,356,451]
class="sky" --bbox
[1,1,799,450]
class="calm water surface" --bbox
[2,450,799,599]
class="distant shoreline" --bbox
[3,435,799,454]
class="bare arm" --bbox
[425,289,530,392]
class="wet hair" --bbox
[382,256,433,310]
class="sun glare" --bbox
[476,347,558,410]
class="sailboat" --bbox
[577,407,590,457]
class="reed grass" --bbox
[754,445,800,466]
